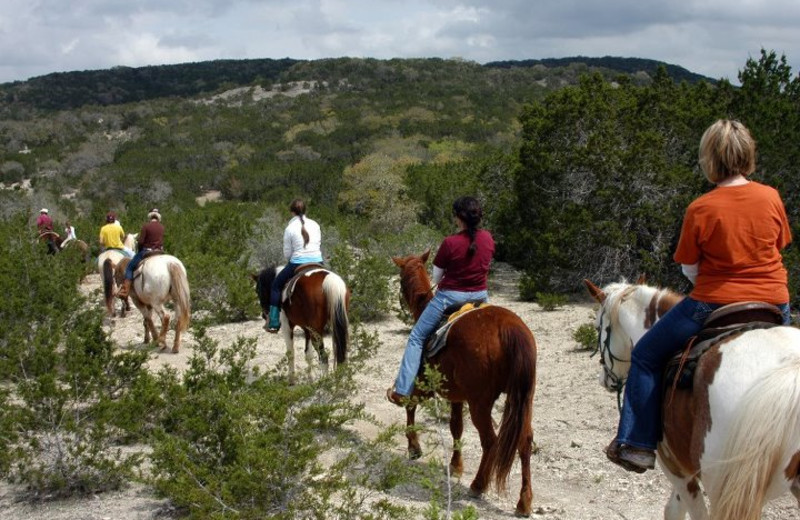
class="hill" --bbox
[0,55,712,114]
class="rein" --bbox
[594,304,630,411]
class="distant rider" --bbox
[117,209,164,299]
[36,208,58,255]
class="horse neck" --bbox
[404,265,433,321]
[615,285,682,344]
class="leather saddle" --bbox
[665,301,784,389]
[424,301,489,358]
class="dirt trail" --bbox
[1,264,797,519]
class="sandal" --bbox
[605,440,655,473]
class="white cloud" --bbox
[0,0,798,83]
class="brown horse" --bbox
[392,250,537,517]
[254,265,350,383]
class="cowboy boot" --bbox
[267,306,281,333]
[117,279,132,300]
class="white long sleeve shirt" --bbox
[283,215,323,264]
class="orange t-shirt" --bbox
[673,181,791,304]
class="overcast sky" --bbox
[1,0,798,85]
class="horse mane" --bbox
[603,280,683,331]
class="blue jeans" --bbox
[617,298,790,450]
[270,263,300,307]
[394,289,488,396]
[125,249,149,280]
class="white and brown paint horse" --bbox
[115,254,191,353]
[253,265,350,383]
[585,279,800,520]
[97,233,136,317]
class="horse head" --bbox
[585,279,649,393]
[392,249,432,320]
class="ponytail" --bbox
[452,196,483,256]
[290,198,310,247]
[299,215,309,247]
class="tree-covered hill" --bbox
[0,55,706,115]
[485,56,714,84]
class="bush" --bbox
[535,292,567,311]
[0,212,154,498]
[572,322,598,351]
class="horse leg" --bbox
[662,473,707,520]
[158,313,170,351]
[449,402,464,478]
[515,418,534,517]
[406,404,422,460]
[793,477,800,507]
[311,331,328,373]
[143,318,153,344]
[284,326,296,385]
[663,489,688,520]
[467,401,497,498]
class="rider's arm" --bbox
[681,263,698,285]
[432,265,444,284]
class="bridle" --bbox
[593,304,631,411]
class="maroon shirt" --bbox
[36,214,53,232]
[434,229,495,292]
[138,220,164,250]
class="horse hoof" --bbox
[171,348,179,354]
[408,447,423,460]
[468,484,485,498]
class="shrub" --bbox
[535,292,567,311]
[573,322,599,351]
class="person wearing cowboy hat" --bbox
[36,208,58,254]
[117,209,164,299]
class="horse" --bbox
[97,234,136,317]
[115,255,191,353]
[584,279,800,520]
[253,265,350,383]
[38,231,90,261]
[392,250,537,517]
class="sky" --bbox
[1,0,799,85]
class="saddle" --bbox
[425,301,490,358]
[284,263,326,302]
[665,301,784,389]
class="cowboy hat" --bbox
[40,208,48,214]
[147,209,161,221]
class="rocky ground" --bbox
[1,264,798,519]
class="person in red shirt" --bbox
[387,196,495,405]
[117,209,165,299]
[36,208,58,255]
[605,119,792,473]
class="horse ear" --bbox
[249,273,259,282]
[421,249,431,264]
[391,256,405,268]
[583,279,606,303]
[636,273,647,285]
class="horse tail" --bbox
[103,258,115,311]
[490,321,537,491]
[709,357,800,520]
[322,272,349,365]
[168,262,191,333]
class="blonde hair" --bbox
[699,119,756,183]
